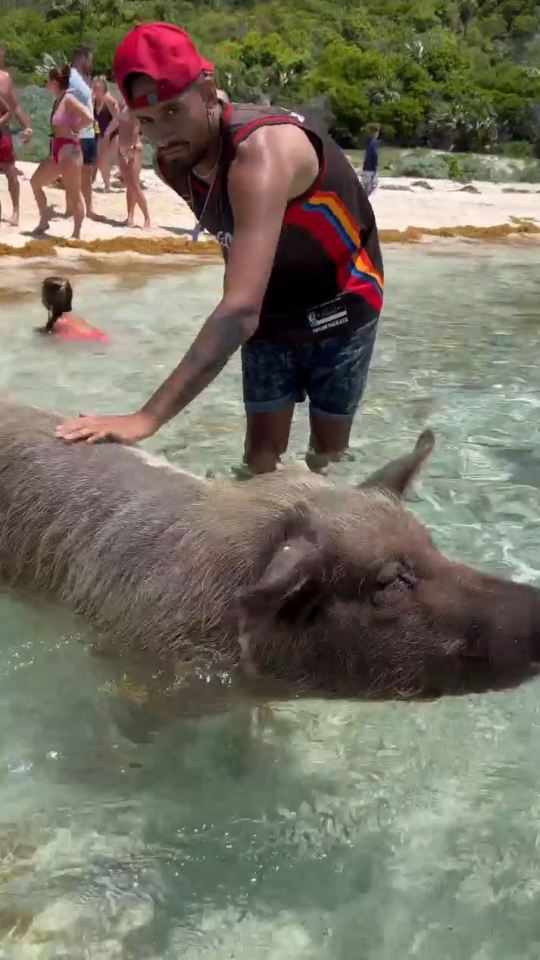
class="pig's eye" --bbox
[372,560,416,605]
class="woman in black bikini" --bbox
[92,76,119,191]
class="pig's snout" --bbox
[456,573,540,689]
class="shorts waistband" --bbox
[251,293,379,345]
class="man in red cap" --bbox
[57,22,384,474]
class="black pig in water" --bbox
[0,399,539,699]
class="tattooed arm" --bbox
[140,305,255,426]
[56,123,319,444]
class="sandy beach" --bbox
[0,161,538,259]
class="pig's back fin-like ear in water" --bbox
[359,429,435,498]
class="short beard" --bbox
[158,139,214,176]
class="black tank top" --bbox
[156,102,384,343]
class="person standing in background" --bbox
[0,44,33,226]
[92,76,120,191]
[0,92,12,224]
[67,44,96,219]
[114,105,151,228]
[31,64,94,239]
[361,123,380,197]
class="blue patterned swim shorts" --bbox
[241,316,379,419]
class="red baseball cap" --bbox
[113,22,214,108]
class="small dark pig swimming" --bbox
[0,398,539,699]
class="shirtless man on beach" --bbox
[0,44,33,226]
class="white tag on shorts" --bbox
[307,297,349,334]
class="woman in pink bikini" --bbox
[37,276,110,343]
[107,105,151,228]
[30,64,94,239]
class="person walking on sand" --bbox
[0,44,33,226]
[361,123,380,197]
[107,105,150,228]
[30,64,94,239]
[0,92,13,224]
[92,76,120,191]
[66,44,96,219]
[56,23,383,478]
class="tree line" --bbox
[1,0,539,152]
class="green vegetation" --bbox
[388,149,540,182]
[1,0,539,155]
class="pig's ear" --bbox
[360,429,435,497]
[236,526,325,622]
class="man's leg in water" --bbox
[244,407,295,474]
[242,340,300,475]
[305,317,379,472]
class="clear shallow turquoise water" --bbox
[1,246,540,957]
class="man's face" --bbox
[130,74,216,169]
[80,52,93,77]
